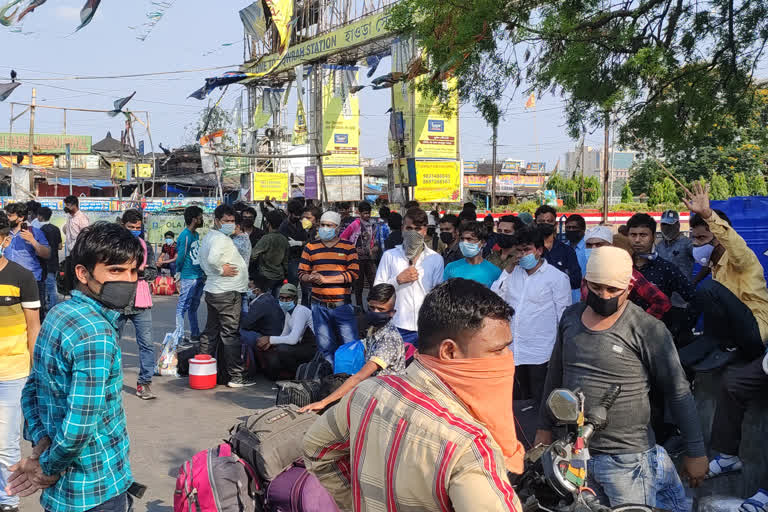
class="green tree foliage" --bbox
[749,173,768,196]
[648,181,665,208]
[186,105,233,145]
[621,182,633,203]
[660,177,679,204]
[709,172,730,200]
[629,159,664,197]
[731,172,750,197]
[583,176,601,204]
[387,0,768,150]
[546,173,566,194]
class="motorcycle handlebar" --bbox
[581,384,622,442]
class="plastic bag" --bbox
[154,332,180,376]
[333,340,365,375]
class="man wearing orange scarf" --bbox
[304,278,523,512]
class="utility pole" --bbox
[602,113,610,223]
[28,88,36,167]
[579,134,585,206]
[490,122,498,210]
[66,143,72,195]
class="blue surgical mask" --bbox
[129,229,142,238]
[318,226,336,241]
[519,252,539,270]
[459,241,481,258]
[165,238,174,245]
[279,300,296,313]
[585,248,592,261]
[219,223,235,236]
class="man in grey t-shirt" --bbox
[534,246,707,512]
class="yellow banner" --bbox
[0,155,55,168]
[246,0,294,78]
[242,11,393,77]
[413,77,458,159]
[322,69,360,166]
[292,97,307,145]
[413,160,461,203]
[137,163,153,178]
[252,172,289,201]
[111,161,127,180]
[324,167,362,176]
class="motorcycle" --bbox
[513,385,664,512]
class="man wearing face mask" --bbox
[116,209,158,400]
[304,279,523,511]
[198,204,252,388]
[491,226,571,403]
[299,211,359,364]
[11,222,141,512]
[437,213,462,265]
[536,246,708,511]
[374,208,444,346]
[656,210,695,279]
[564,214,587,279]
[175,206,205,342]
[680,184,768,494]
[250,283,315,380]
[538,223,582,296]
[300,283,404,413]
[443,221,501,288]
[487,215,525,270]
[280,198,310,286]
[62,195,89,258]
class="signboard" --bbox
[252,172,289,201]
[242,10,393,76]
[0,133,91,154]
[322,67,360,166]
[413,77,459,159]
[136,163,153,178]
[324,167,362,202]
[0,155,55,168]
[54,154,101,169]
[110,161,127,180]
[496,174,547,195]
[502,160,524,173]
[464,174,489,190]
[463,160,479,173]
[304,166,318,200]
[413,161,461,203]
[525,161,546,173]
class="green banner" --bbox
[0,133,92,154]
[242,10,393,77]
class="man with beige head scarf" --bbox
[535,246,707,512]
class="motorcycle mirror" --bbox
[546,389,580,424]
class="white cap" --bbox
[320,211,341,226]
[585,226,613,245]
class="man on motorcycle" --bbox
[535,246,708,512]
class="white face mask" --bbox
[693,243,715,266]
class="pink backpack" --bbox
[174,443,262,512]
[135,237,153,309]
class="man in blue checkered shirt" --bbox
[7,222,143,512]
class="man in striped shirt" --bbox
[299,211,359,364]
[304,278,523,511]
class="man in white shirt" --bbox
[62,195,89,257]
[251,283,316,379]
[491,225,571,403]
[198,204,252,388]
[374,208,444,347]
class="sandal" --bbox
[707,454,743,478]
[740,489,768,512]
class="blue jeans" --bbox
[175,277,205,338]
[45,273,58,313]
[397,328,419,347]
[0,377,27,507]
[311,303,359,365]
[117,309,155,385]
[588,445,691,512]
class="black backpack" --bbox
[295,352,332,381]
[275,380,322,408]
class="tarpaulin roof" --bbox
[47,178,114,188]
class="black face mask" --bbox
[366,310,392,328]
[586,289,621,317]
[87,278,137,310]
[496,233,515,249]
[63,207,72,215]
[565,231,584,245]
[427,226,436,237]
[439,231,454,245]
[242,217,255,228]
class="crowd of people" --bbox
[1,184,768,511]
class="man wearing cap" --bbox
[247,282,316,380]
[536,246,707,511]
[656,209,695,279]
[682,184,768,506]
[299,211,359,364]
[581,226,671,319]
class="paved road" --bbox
[19,295,277,512]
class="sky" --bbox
[0,0,608,170]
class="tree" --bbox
[710,172,730,200]
[629,159,664,197]
[749,173,767,196]
[546,173,566,194]
[562,178,580,209]
[388,1,768,151]
[621,182,633,203]
[660,177,679,204]
[583,176,601,204]
[185,105,233,145]
[731,172,750,197]
[648,181,665,208]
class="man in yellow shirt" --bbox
[0,210,41,512]
[684,183,768,509]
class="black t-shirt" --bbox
[279,218,309,259]
[40,223,62,273]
